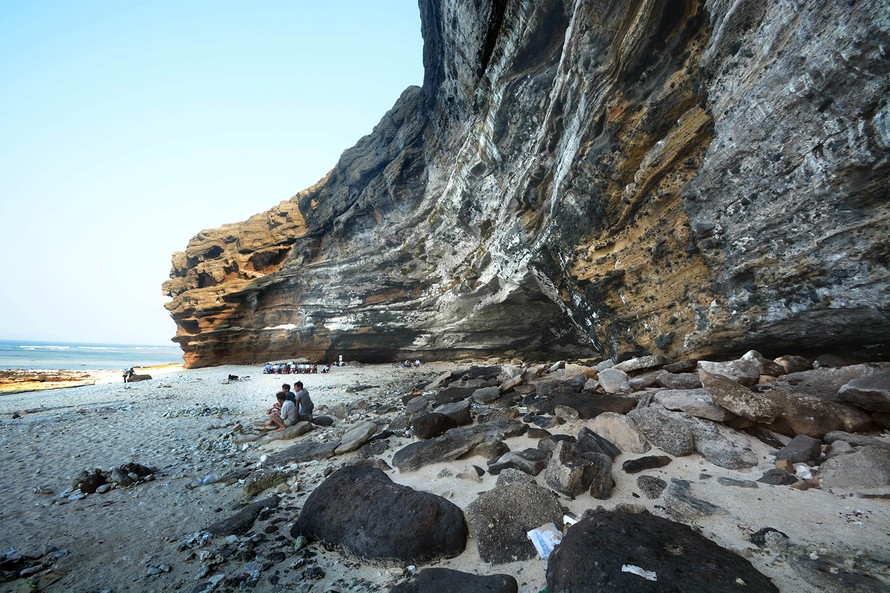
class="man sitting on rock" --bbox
[266,391,297,431]
[294,381,314,421]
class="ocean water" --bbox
[0,340,182,370]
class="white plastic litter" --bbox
[621,564,657,581]
[793,463,813,479]
[563,514,579,526]
[526,523,563,559]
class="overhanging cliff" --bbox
[164,0,890,368]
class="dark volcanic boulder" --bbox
[412,412,458,439]
[265,441,338,466]
[390,568,518,593]
[208,495,280,536]
[538,392,637,419]
[465,482,564,564]
[392,430,485,472]
[546,511,779,592]
[291,466,466,562]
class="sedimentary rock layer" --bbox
[164,0,890,367]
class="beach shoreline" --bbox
[0,363,185,395]
[0,361,887,592]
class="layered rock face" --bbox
[164,0,890,367]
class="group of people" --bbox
[265,381,314,431]
[402,359,422,368]
[263,355,346,375]
[264,362,318,374]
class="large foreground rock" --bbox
[465,482,564,564]
[546,511,779,592]
[291,466,466,562]
[390,568,518,593]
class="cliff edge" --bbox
[164,0,890,367]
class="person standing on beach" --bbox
[294,381,314,421]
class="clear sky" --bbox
[0,1,424,346]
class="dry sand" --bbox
[0,362,887,592]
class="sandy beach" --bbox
[0,361,888,593]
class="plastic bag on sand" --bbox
[526,523,562,559]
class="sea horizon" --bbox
[0,339,183,371]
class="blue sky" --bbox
[0,1,423,346]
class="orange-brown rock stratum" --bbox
[164,0,890,368]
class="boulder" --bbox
[265,441,339,466]
[495,468,537,487]
[741,350,787,377]
[585,412,650,454]
[697,359,762,386]
[411,413,458,440]
[772,364,877,398]
[820,446,890,491]
[539,392,637,419]
[488,448,549,476]
[823,431,890,449]
[392,431,485,472]
[335,421,379,454]
[622,455,672,474]
[764,389,872,438]
[654,388,735,421]
[699,371,781,423]
[472,386,502,404]
[636,475,667,499]
[775,435,822,465]
[598,368,630,393]
[256,421,313,445]
[627,407,695,456]
[575,427,620,459]
[292,466,466,562]
[612,355,668,373]
[435,386,477,405]
[465,482,563,564]
[663,479,725,521]
[406,393,435,416]
[655,371,702,390]
[717,477,758,489]
[433,399,473,426]
[775,355,812,374]
[542,441,611,498]
[242,469,288,497]
[546,511,778,592]
[389,568,518,593]
[207,495,280,536]
[837,370,890,413]
[757,469,799,485]
[687,418,758,469]
[472,437,510,461]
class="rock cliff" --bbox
[164,0,890,368]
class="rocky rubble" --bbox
[147,354,890,591]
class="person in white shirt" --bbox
[267,391,297,431]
